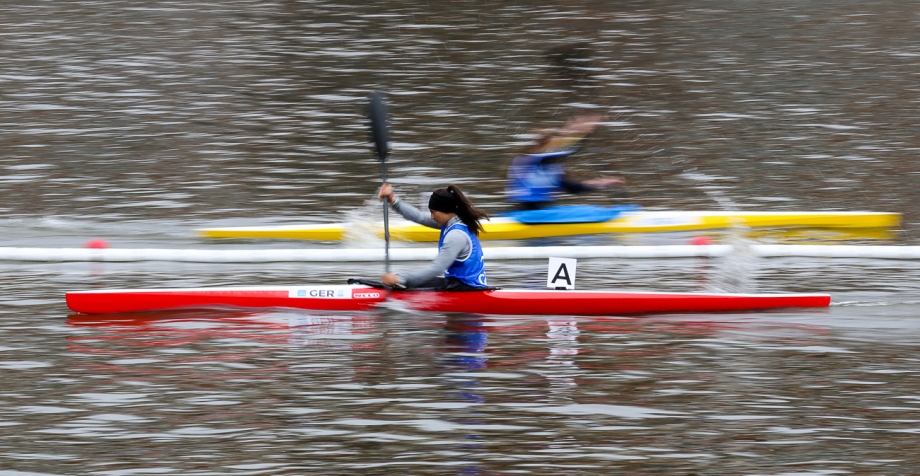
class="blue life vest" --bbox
[506,150,574,203]
[438,221,488,288]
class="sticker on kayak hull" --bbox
[288,286,375,299]
[353,292,382,299]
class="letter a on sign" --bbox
[547,257,577,289]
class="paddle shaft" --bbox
[368,92,391,272]
[380,159,390,272]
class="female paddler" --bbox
[506,114,625,211]
[378,183,490,290]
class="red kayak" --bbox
[65,285,830,316]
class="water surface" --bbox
[2,0,920,474]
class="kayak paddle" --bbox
[367,91,390,272]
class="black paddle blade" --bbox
[545,43,600,99]
[545,43,595,81]
[367,91,389,162]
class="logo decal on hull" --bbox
[289,286,351,299]
[353,292,381,299]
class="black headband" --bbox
[428,191,458,213]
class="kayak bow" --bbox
[65,285,831,316]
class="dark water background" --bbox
[2,1,920,474]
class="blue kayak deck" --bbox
[502,205,640,224]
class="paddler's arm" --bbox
[384,228,469,287]
[560,175,626,194]
[541,114,607,152]
[379,183,439,228]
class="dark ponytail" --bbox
[439,184,489,236]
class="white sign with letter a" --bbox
[547,257,577,289]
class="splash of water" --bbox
[342,198,387,247]
[706,222,759,293]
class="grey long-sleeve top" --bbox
[389,198,472,287]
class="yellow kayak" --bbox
[196,210,901,242]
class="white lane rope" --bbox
[2,245,920,263]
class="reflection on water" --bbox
[0,302,909,472]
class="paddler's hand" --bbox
[378,183,396,204]
[381,273,401,287]
[562,114,608,136]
